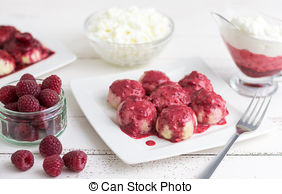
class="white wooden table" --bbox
[1,0,282,178]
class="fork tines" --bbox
[238,94,272,128]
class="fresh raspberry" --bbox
[39,135,62,157]
[18,95,40,112]
[63,150,87,172]
[39,106,47,111]
[11,123,38,141]
[4,102,18,111]
[38,89,60,108]
[11,150,34,171]
[43,154,64,177]
[32,117,49,130]
[0,85,18,104]
[20,73,36,82]
[16,80,40,97]
[42,75,62,95]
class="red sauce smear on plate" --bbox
[145,140,156,146]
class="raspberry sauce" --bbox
[150,83,190,113]
[179,71,213,95]
[145,140,156,146]
[225,41,282,77]
[194,118,227,134]
[0,26,18,48]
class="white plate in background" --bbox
[71,57,275,164]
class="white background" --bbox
[1,0,282,179]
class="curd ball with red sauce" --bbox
[150,83,190,112]
[0,26,18,48]
[4,32,52,65]
[108,79,145,109]
[156,105,197,142]
[179,71,213,95]
[191,89,228,125]
[157,80,181,89]
[117,96,157,138]
[0,50,15,76]
[139,70,170,95]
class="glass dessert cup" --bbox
[212,11,282,97]
[0,79,67,145]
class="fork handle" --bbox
[197,133,239,179]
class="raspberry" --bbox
[18,95,40,112]
[39,106,47,111]
[16,80,40,97]
[4,102,18,111]
[32,117,49,130]
[11,123,38,141]
[0,85,18,104]
[63,150,87,172]
[38,89,60,108]
[20,73,36,82]
[11,150,34,171]
[39,135,62,157]
[43,154,64,177]
[42,75,62,95]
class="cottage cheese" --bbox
[231,16,282,42]
[87,7,171,44]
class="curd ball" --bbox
[156,105,197,142]
[117,96,157,138]
[0,50,15,76]
[191,89,228,125]
[179,71,213,96]
[4,32,51,65]
[150,82,190,112]
[139,70,170,95]
[107,79,145,109]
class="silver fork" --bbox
[197,94,272,179]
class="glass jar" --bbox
[0,79,67,145]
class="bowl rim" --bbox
[0,79,65,116]
[83,8,174,47]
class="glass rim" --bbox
[0,79,65,116]
[84,9,174,47]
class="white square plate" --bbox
[71,57,275,164]
[0,37,76,85]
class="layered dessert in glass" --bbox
[213,11,282,96]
